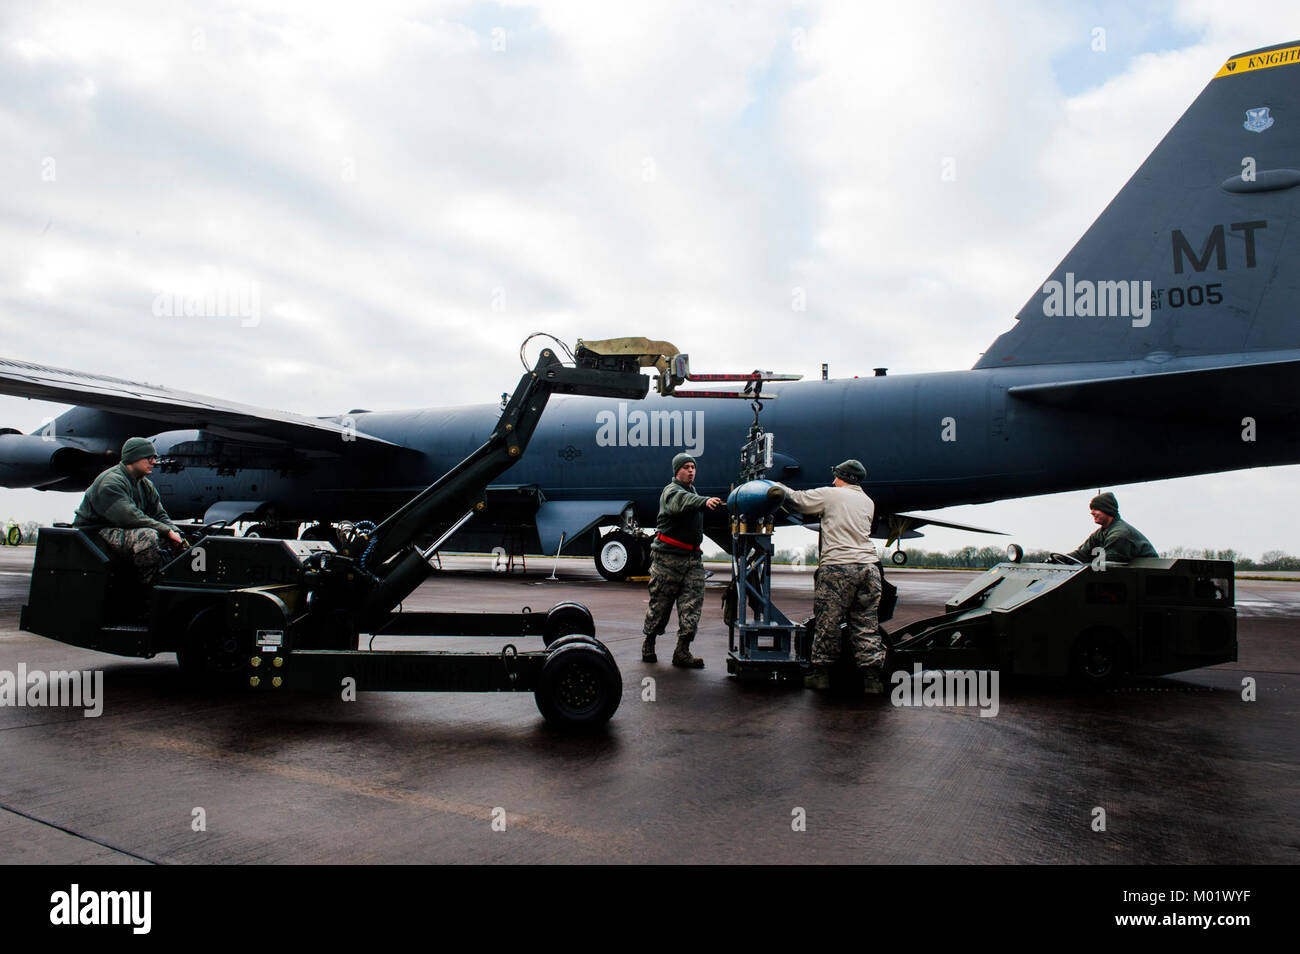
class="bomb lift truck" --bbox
[20,338,693,730]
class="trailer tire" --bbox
[1070,627,1128,688]
[543,601,595,646]
[545,634,613,658]
[535,642,622,730]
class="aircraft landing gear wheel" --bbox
[891,549,907,566]
[1070,628,1127,688]
[177,605,252,689]
[534,641,622,730]
[633,538,652,576]
[595,530,635,581]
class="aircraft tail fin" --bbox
[976,40,1300,369]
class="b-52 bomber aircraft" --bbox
[3,40,1300,578]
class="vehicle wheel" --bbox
[1070,628,1128,688]
[891,549,907,566]
[534,642,622,730]
[632,537,652,576]
[5,525,19,546]
[543,601,595,647]
[243,523,276,539]
[595,530,635,581]
[177,605,253,688]
[299,523,341,547]
[544,634,613,658]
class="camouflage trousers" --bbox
[97,527,166,584]
[812,563,884,667]
[642,548,706,643]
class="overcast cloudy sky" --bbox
[2,0,1299,558]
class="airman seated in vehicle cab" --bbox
[1066,492,1157,565]
[72,437,183,584]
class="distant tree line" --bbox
[705,543,1300,570]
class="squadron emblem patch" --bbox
[1243,106,1274,133]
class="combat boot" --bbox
[671,637,704,669]
[804,665,831,690]
[641,636,657,663]
[861,667,886,695]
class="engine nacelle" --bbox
[0,431,118,489]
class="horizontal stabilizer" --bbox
[1008,358,1300,414]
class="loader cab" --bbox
[20,527,157,656]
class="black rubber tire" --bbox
[544,634,613,658]
[632,538,653,576]
[534,642,622,729]
[243,523,276,539]
[5,526,19,546]
[595,531,635,581]
[176,605,253,689]
[299,523,341,547]
[543,601,596,647]
[1070,628,1128,688]
[891,549,907,566]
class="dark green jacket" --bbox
[1068,517,1157,564]
[73,463,176,534]
[651,479,709,552]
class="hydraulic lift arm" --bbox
[350,341,655,625]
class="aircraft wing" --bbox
[788,511,1006,540]
[888,512,1007,536]
[0,356,403,452]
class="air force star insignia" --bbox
[1244,106,1274,133]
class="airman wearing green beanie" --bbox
[73,437,182,584]
[1066,492,1157,564]
[641,453,723,667]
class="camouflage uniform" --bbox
[643,547,706,645]
[96,527,167,584]
[777,462,884,690]
[73,453,178,585]
[811,563,884,667]
[641,455,714,666]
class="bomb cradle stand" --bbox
[724,399,811,681]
